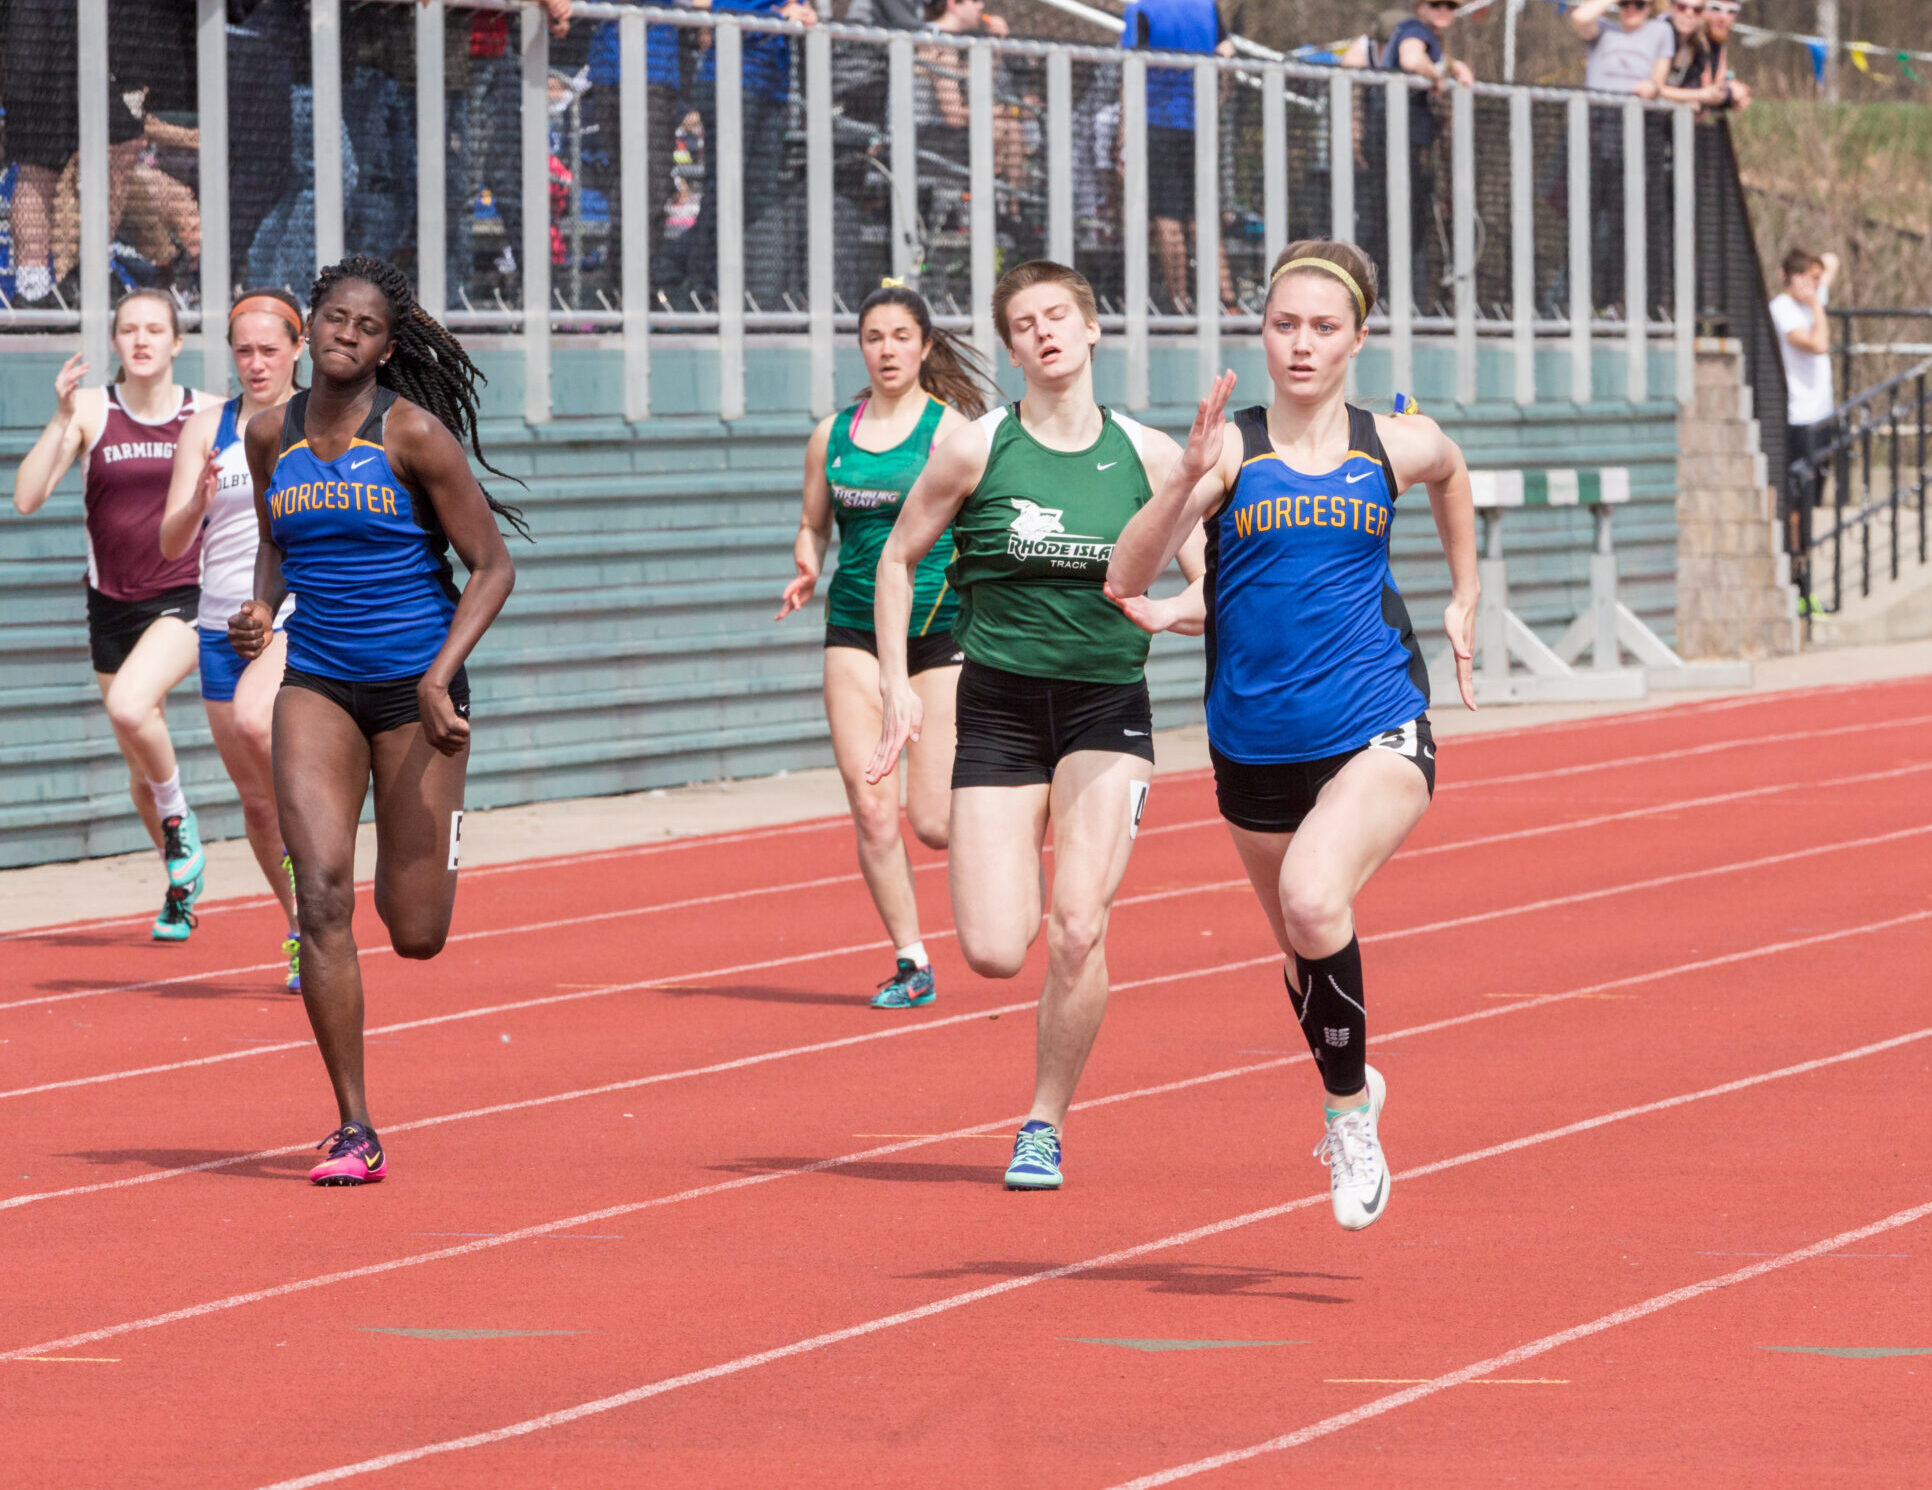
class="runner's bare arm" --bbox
[1108,370,1239,597]
[389,402,518,756]
[231,407,288,660]
[159,404,222,559]
[778,416,836,621]
[1380,412,1480,710]
[867,420,990,784]
[12,366,98,516]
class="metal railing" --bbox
[8,0,1700,424]
[1785,356,1932,634]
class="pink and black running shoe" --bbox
[309,1122,387,1186]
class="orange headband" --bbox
[229,295,304,339]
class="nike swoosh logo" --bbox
[348,456,374,472]
[1097,461,1118,470]
[1362,1168,1385,1215]
[1123,729,1148,736]
[1345,470,1374,484]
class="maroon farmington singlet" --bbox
[82,385,207,601]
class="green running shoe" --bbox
[160,809,205,888]
[283,932,302,994]
[870,959,936,1009]
[151,876,202,942]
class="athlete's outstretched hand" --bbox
[1178,369,1238,483]
[229,599,273,661]
[418,678,471,757]
[1444,594,1476,711]
[774,557,819,620]
[866,677,922,784]
[1104,581,1206,638]
[53,353,89,421]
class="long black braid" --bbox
[308,255,531,539]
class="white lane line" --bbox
[241,1025,1932,1490]
[1439,712,1932,792]
[7,821,1928,1105]
[6,908,1922,1214]
[9,704,1920,947]
[8,748,1918,1019]
[1107,1202,1932,1488]
[7,912,1926,1373]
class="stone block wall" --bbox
[1676,340,1801,659]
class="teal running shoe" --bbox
[1004,1120,1063,1190]
[870,959,936,1009]
[160,809,205,888]
[151,875,202,942]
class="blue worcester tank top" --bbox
[1203,404,1429,763]
[266,388,460,680]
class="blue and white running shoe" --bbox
[1004,1120,1063,1190]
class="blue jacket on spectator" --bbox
[588,5,682,91]
[1121,0,1223,133]
[698,0,792,102]
[1378,16,1440,149]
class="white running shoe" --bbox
[1314,1065,1389,1231]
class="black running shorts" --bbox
[282,665,472,740]
[87,584,199,674]
[825,623,965,677]
[952,659,1155,788]
[1211,716,1435,834]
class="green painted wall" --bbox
[0,335,1681,867]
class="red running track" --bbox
[3,678,1930,1488]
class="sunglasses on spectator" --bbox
[1674,2,1705,12]
[1617,1,1649,9]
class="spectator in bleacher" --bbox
[1570,0,1672,313]
[585,2,692,308]
[1376,1,1473,315]
[1770,246,1840,598]
[1570,0,1674,93]
[1650,1,1730,110]
[687,0,818,310]
[1121,0,1235,315]
[1700,0,1751,111]
[448,0,572,306]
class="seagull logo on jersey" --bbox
[1009,499,1066,542]
[1005,498,1113,569]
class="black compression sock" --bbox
[1292,938,1367,1098]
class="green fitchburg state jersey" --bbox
[823,395,958,635]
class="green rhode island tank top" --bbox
[823,394,957,635]
[947,403,1154,685]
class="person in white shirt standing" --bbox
[1768,245,1840,607]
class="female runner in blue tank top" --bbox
[229,256,522,1186]
[1108,240,1479,1234]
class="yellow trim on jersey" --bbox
[916,579,951,637]
[1239,448,1382,470]
[275,434,386,469]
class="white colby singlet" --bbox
[198,398,292,630]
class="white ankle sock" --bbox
[896,940,929,970]
[148,772,188,820]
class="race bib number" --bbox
[447,810,464,870]
[1128,779,1150,840]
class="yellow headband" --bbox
[1269,257,1367,319]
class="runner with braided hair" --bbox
[229,255,520,1185]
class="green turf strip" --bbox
[360,1329,588,1340]
[1064,1338,1304,1353]
[1757,1346,1932,1358]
